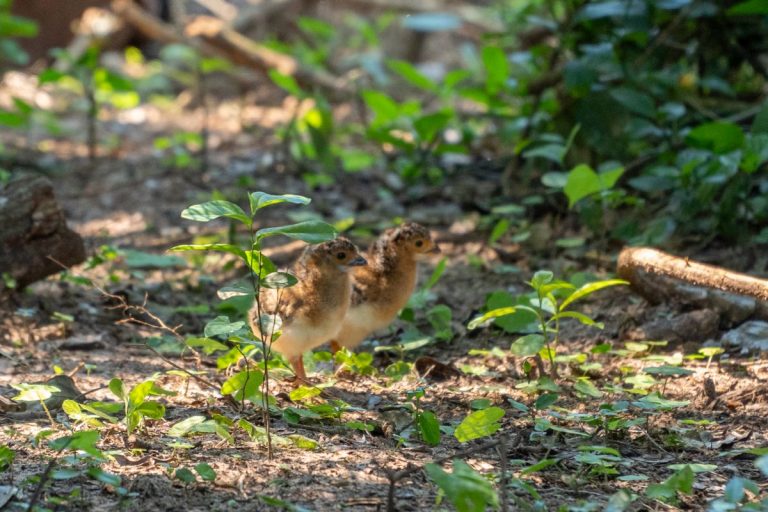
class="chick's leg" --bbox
[290,355,307,381]
[329,340,341,354]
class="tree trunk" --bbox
[0,176,86,291]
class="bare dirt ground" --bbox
[1,91,768,511]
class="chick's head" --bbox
[303,237,367,271]
[387,222,440,259]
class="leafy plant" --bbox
[425,459,498,512]
[108,378,173,435]
[469,270,627,377]
[171,191,337,457]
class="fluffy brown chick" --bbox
[329,222,439,353]
[249,238,366,380]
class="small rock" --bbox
[721,321,768,354]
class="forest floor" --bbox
[1,83,768,512]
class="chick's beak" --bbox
[347,256,367,266]
[429,244,441,254]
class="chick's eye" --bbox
[337,252,346,260]
[415,240,424,248]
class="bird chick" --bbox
[329,222,439,353]
[249,238,366,380]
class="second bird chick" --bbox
[329,222,439,353]
[249,238,366,380]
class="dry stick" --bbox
[497,436,509,512]
[385,436,507,512]
[46,257,225,396]
[617,247,768,302]
[27,458,56,512]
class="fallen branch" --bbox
[617,247,768,302]
[112,0,351,98]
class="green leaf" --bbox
[530,270,554,289]
[49,430,102,458]
[122,250,186,269]
[185,337,229,355]
[87,467,121,487]
[402,12,461,32]
[413,111,451,142]
[728,0,768,15]
[510,334,546,357]
[220,370,264,401]
[289,386,321,402]
[467,307,517,330]
[168,416,207,437]
[552,310,602,328]
[181,200,251,226]
[11,383,59,402]
[387,59,437,92]
[521,458,558,475]
[454,407,505,442]
[168,243,247,260]
[194,463,217,481]
[534,393,558,410]
[175,467,197,483]
[248,192,310,214]
[482,45,508,95]
[204,316,246,338]
[261,271,298,289]
[573,378,603,398]
[644,366,694,377]
[563,164,625,208]
[268,70,303,96]
[108,378,125,401]
[559,279,628,311]
[362,90,400,126]
[686,122,745,154]
[756,454,768,476]
[418,410,441,446]
[255,220,337,244]
[425,459,498,512]
[127,381,155,409]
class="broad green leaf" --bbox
[699,347,724,358]
[387,59,437,92]
[175,467,196,483]
[756,454,768,476]
[108,378,125,401]
[552,310,603,328]
[482,45,508,95]
[534,393,558,410]
[413,111,451,142]
[559,279,628,311]
[521,458,558,475]
[530,270,554,289]
[185,337,229,355]
[454,407,504,442]
[128,381,155,409]
[573,378,603,398]
[181,200,251,226]
[87,467,121,487]
[728,0,768,15]
[425,459,498,512]
[122,250,186,269]
[194,463,217,481]
[467,307,517,330]
[248,192,310,214]
[632,393,689,410]
[418,410,441,446]
[644,366,693,377]
[510,334,546,357]
[255,220,337,244]
[204,316,246,338]
[261,271,298,289]
[563,165,625,208]
[169,243,246,260]
[134,401,165,419]
[686,122,744,154]
[11,383,59,402]
[362,90,400,126]
[49,430,102,458]
[268,70,303,97]
[220,370,264,401]
[289,386,321,402]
